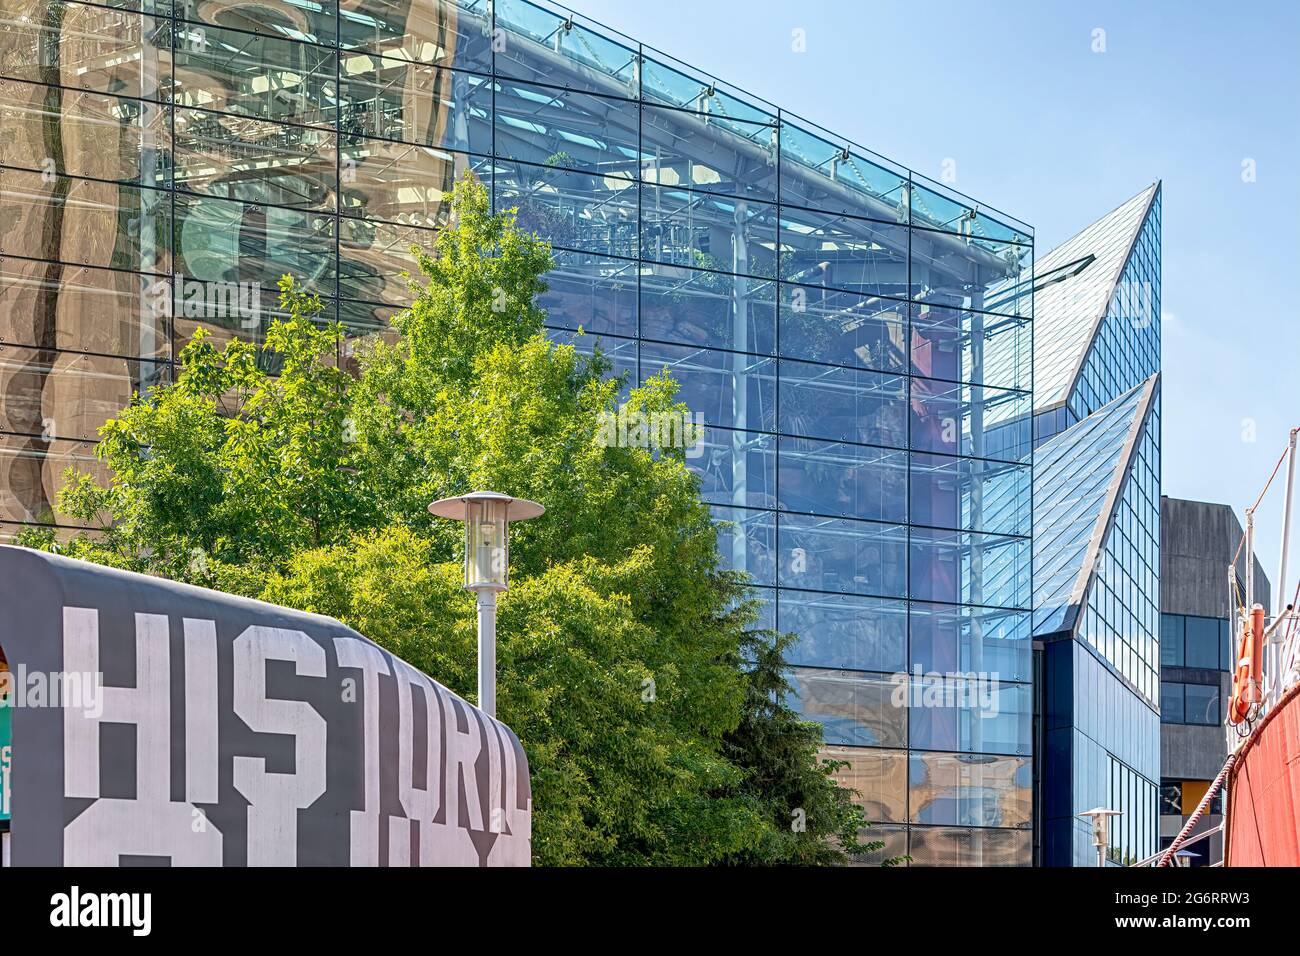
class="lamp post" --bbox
[429,491,544,719]
[1078,807,1122,868]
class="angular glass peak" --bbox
[1032,378,1153,637]
[1030,183,1158,413]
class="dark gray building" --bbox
[1159,495,1270,865]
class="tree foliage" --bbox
[21,174,883,866]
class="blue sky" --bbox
[570,0,1300,591]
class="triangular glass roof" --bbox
[1030,184,1158,413]
[1032,376,1156,637]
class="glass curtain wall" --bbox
[0,0,1033,863]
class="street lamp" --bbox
[1173,848,1200,868]
[429,491,544,718]
[1078,807,1122,868]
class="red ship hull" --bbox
[1226,683,1300,866]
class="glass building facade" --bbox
[1028,184,1161,866]
[0,0,1035,862]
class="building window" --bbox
[1159,781,1181,816]
[1160,680,1221,725]
[1160,613,1233,670]
[1185,616,1221,669]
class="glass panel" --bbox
[0,1,169,100]
[1184,683,1220,725]
[688,427,776,511]
[1160,682,1184,723]
[174,191,334,298]
[910,603,1032,684]
[779,206,909,299]
[911,303,1030,392]
[777,359,907,449]
[910,452,1031,538]
[169,21,338,129]
[174,108,336,211]
[1159,613,1184,667]
[641,186,777,279]
[0,169,171,274]
[639,341,775,433]
[780,591,906,674]
[339,59,492,152]
[906,678,1032,755]
[640,50,776,130]
[493,78,641,177]
[777,437,906,524]
[640,262,776,356]
[1185,616,1220,669]
[174,291,324,354]
[0,79,170,187]
[176,0,338,47]
[494,0,639,96]
[640,103,777,204]
[908,175,1031,245]
[909,527,1030,610]
[778,119,909,221]
[778,285,905,374]
[496,159,636,259]
[0,346,169,440]
[539,250,637,339]
[338,216,436,305]
[910,377,1031,463]
[709,504,776,586]
[911,226,1031,319]
[826,746,907,825]
[546,328,635,397]
[342,139,485,227]
[0,433,107,526]
[909,752,1031,828]
[778,512,907,599]
[0,257,169,360]
[907,826,1029,866]
[340,0,494,74]
[789,668,905,748]
[851,825,908,866]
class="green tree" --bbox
[22,173,878,866]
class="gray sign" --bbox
[0,546,531,866]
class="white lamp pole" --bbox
[1079,807,1122,868]
[428,491,544,718]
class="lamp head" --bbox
[428,491,544,591]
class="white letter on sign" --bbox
[232,626,327,866]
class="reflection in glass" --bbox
[826,746,907,824]
[779,286,905,373]
[778,437,906,523]
[0,79,170,186]
[0,258,169,360]
[909,752,1031,828]
[778,359,906,449]
[910,602,1032,683]
[781,591,906,674]
[0,434,106,526]
[640,264,776,356]
[790,668,906,748]
[779,512,906,598]
[907,825,1030,866]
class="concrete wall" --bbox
[1161,496,1271,619]
[1161,718,1229,780]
